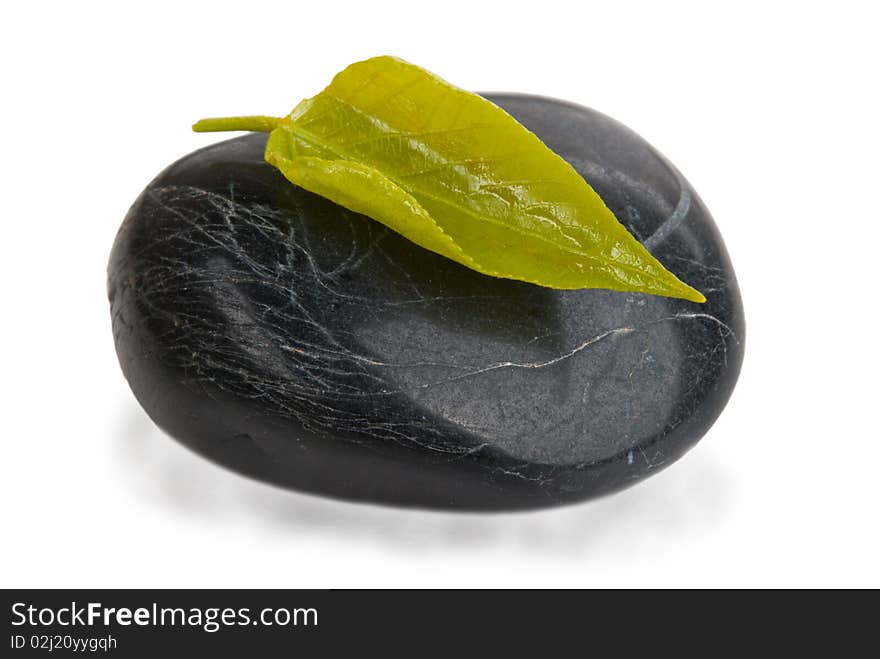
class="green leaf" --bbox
[193,56,704,302]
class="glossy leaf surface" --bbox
[196,56,704,302]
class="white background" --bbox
[2,1,878,588]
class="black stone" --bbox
[108,94,744,510]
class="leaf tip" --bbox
[679,284,707,304]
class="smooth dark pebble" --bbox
[108,94,744,510]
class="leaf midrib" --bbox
[282,121,664,282]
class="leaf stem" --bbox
[192,116,283,133]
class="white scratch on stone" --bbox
[418,326,636,388]
[644,169,690,250]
